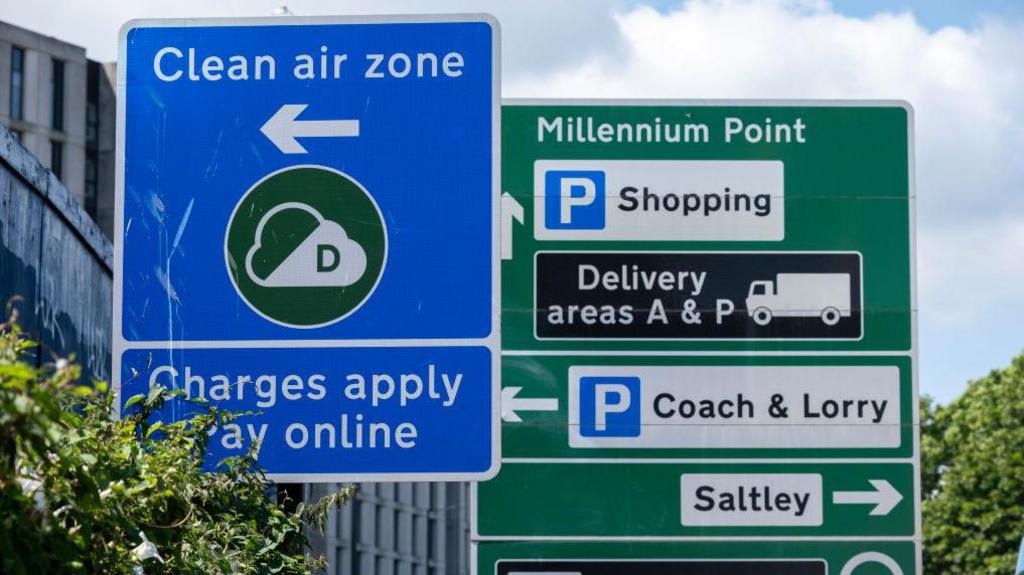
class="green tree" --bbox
[922,353,1024,573]
[0,314,352,574]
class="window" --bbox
[84,156,98,216]
[85,61,100,218]
[52,58,65,131]
[86,102,98,143]
[86,61,100,145]
[50,140,63,180]
[10,46,24,120]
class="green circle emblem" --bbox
[225,166,387,328]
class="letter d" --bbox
[594,383,631,431]
[317,244,340,272]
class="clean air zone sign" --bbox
[114,15,500,481]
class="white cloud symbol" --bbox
[245,202,367,288]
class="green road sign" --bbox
[225,165,387,328]
[499,355,913,459]
[499,102,912,353]
[477,462,914,537]
[477,100,918,573]
[477,541,919,575]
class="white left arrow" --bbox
[832,479,903,516]
[502,386,558,423]
[501,192,524,261]
[261,104,360,154]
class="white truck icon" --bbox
[745,273,852,326]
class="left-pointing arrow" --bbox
[832,479,903,516]
[502,386,558,423]
[261,104,360,154]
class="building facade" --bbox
[0,20,115,238]
[1,20,471,575]
[307,482,472,575]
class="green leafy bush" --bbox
[922,353,1024,573]
[0,314,351,574]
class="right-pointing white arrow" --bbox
[832,479,903,516]
[501,386,558,423]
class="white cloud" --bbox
[8,0,1022,399]
[919,219,1024,327]
[247,204,368,288]
[503,1,1024,339]
[507,2,1024,218]
[3,0,629,76]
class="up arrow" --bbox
[501,192,524,261]
[832,479,903,516]
[501,386,557,423]
[261,104,360,154]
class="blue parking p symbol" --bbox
[544,170,605,230]
[579,376,640,437]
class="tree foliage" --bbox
[0,314,350,574]
[922,352,1024,573]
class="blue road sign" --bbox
[114,15,500,481]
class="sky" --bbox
[4,0,1022,403]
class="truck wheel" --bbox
[821,307,841,326]
[751,307,772,326]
